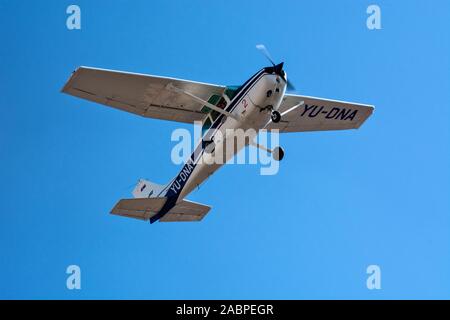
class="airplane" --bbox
[61,45,374,224]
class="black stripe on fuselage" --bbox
[149,69,268,223]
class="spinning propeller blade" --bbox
[256,44,296,92]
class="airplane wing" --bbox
[266,94,374,133]
[61,67,226,123]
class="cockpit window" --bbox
[199,86,240,134]
[225,86,239,100]
[200,95,221,114]
[210,97,227,120]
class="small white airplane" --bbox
[62,45,374,224]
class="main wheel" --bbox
[272,146,284,161]
[271,110,281,123]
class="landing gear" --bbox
[272,146,284,161]
[250,141,285,161]
[271,110,281,123]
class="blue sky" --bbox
[0,0,449,299]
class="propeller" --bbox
[256,44,276,66]
[286,77,296,92]
[255,44,296,92]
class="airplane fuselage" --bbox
[150,67,287,222]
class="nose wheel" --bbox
[271,110,281,123]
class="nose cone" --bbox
[265,62,286,80]
[265,62,284,75]
[273,62,284,75]
[264,62,290,89]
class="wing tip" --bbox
[61,66,82,93]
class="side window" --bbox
[200,95,221,114]
[199,89,238,124]
[225,87,239,100]
[210,97,227,121]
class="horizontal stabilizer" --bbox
[159,199,211,222]
[110,197,166,221]
[110,198,211,222]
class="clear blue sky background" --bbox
[1,0,449,299]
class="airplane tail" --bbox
[110,197,210,222]
[110,178,211,222]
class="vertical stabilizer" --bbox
[132,179,167,198]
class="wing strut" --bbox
[166,83,242,122]
[280,101,305,117]
[263,101,305,129]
